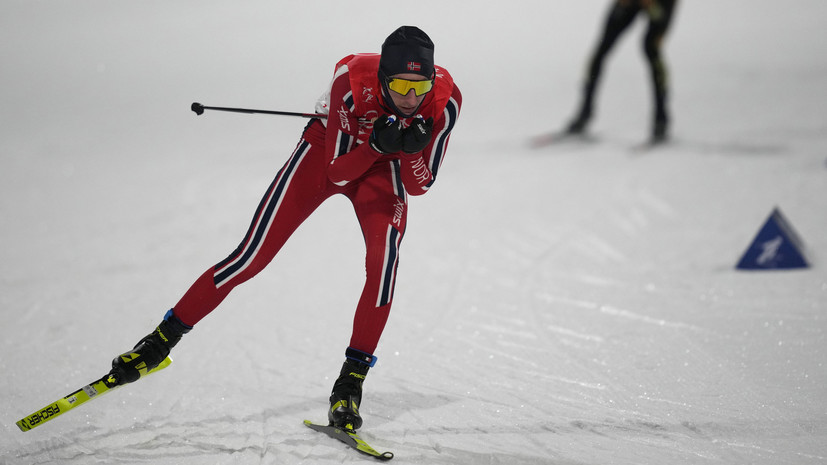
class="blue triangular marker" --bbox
[736,207,809,270]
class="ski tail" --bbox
[16,356,172,432]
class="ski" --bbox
[530,130,599,148]
[304,419,394,461]
[16,356,172,432]
[628,137,670,154]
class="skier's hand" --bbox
[401,116,434,154]
[369,115,404,154]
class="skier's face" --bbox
[385,73,430,116]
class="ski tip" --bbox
[529,131,571,148]
[529,132,557,148]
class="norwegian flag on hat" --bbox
[380,27,435,78]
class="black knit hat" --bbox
[379,26,435,79]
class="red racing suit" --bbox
[171,54,462,354]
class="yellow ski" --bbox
[16,357,172,432]
[304,419,394,460]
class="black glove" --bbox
[401,116,434,154]
[369,115,404,154]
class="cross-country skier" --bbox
[109,25,462,431]
[565,0,678,142]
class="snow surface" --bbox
[2,1,826,464]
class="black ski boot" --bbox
[566,107,592,135]
[328,348,376,430]
[652,114,669,143]
[567,78,596,135]
[110,309,191,385]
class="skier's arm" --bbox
[398,85,462,196]
[324,71,382,186]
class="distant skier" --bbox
[565,0,679,143]
[109,26,462,431]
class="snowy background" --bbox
[2,1,826,463]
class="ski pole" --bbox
[191,102,327,119]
